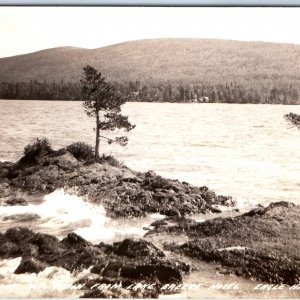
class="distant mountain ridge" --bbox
[0,38,300,86]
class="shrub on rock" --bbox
[20,138,53,164]
[98,154,123,168]
[66,142,94,163]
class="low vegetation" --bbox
[66,142,94,163]
[98,154,123,168]
[19,137,53,164]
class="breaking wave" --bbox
[0,189,159,243]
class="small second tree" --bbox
[284,112,300,130]
[81,65,135,160]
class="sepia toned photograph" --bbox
[1,6,300,298]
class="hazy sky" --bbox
[0,7,300,58]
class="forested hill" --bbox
[0,38,300,104]
[1,38,300,84]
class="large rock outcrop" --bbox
[0,227,190,298]
[0,147,235,217]
[147,201,300,285]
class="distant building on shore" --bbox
[197,96,210,103]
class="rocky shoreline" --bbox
[1,142,300,297]
[147,201,300,286]
[0,227,191,298]
[0,144,235,218]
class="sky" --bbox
[0,7,300,58]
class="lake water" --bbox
[1,100,300,207]
[1,100,300,298]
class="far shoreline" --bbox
[0,98,299,105]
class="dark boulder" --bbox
[5,197,27,206]
[2,227,64,259]
[112,239,165,259]
[0,241,20,258]
[14,257,48,274]
[120,263,182,284]
[0,161,14,178]
[5,227,36,244]
[61,232,92,249]
[0,227,190,290]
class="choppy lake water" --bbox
[1,100,300,298]
[1,100,300,206]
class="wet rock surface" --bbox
[148,202,300,285]
[0,227,190,298]
[0,148,235,218]
[3,144,300,294]
[14,257,49,274]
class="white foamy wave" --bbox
[0,258,83,298]
[149,213,166,220]
[0,189,166,244]
[41,189,114,242]
[0,189,114,243]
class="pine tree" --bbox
[81,65,135,160]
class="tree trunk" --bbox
[95,112,100,160]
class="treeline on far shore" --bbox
[0,80,299,104]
